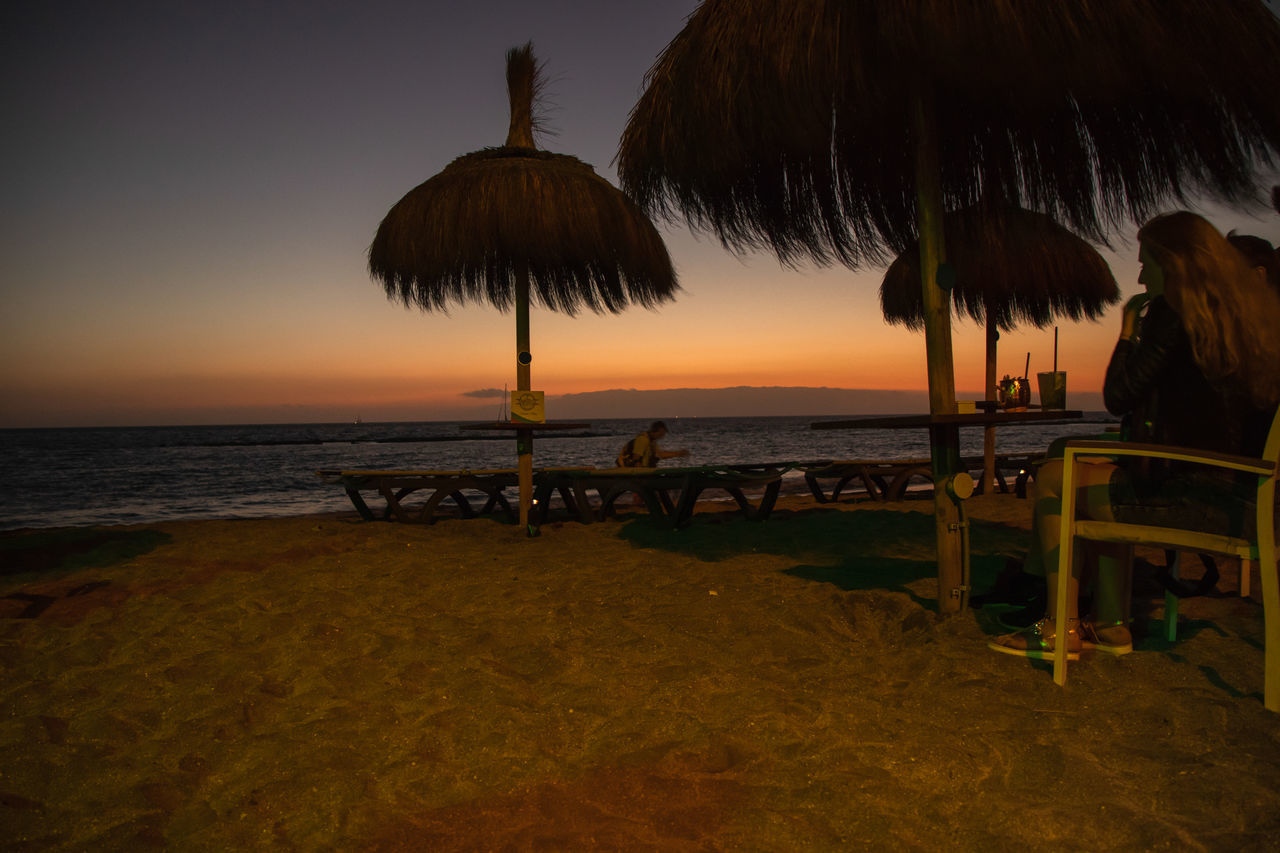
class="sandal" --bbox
[988,617,1080,661]
[1079,620,1133,656]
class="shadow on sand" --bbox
[0,527,171,581]
[618,506,1029,612]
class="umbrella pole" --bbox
[515,271,533,532]
[913,93,964,614]
[983,315,998,493]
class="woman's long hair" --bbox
[1138,211,1280,408]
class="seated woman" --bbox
[989,211,1280,660]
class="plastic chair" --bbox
[1050,407,1280,711]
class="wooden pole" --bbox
[913,93,964,614]
[515,271,533,531]
[983,315,998,493]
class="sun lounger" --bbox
[561,464,790,527]
[801,454,1044,502]
[884,454,1044,500]
[315,467,591,525]
[800,459,904,502]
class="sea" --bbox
[0,414,1117,531]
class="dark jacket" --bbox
[1103,298,1257,457]
[1103,297,1271,530]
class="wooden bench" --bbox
[315,468,591,525]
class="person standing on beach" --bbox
[616,421,689,467]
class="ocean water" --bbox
[0,414,1116,531]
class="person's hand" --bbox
[1120,292,1148,341]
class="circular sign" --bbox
[518,351,532,365]
[948,471,975,500]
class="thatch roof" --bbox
[619,0,1280,268]
[370,146,677,314]
[370,44,677,315]
[880,206,1120,332]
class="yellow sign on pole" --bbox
[511,390,546,423]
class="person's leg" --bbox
[1090,542,1132,625]
[1031,458,1118,620]
[1049,462,1135,655]
[990,458,1119,658]
[972,447,1066,609]
[1021,458,1058,580]
[1079,538,1135,654]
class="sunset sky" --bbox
[3,1,1279,428]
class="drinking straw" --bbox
[1023,352,1030,380]
[1053,326,1058,373]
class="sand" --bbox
[2,493,1278,851]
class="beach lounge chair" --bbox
[800,460,893,502]
[316,468,590,525]
[564,464,790,528]
[873,454,1035,500]
[802,454,1043,503]
[1050,407,1280,711]
[316,469,518,523]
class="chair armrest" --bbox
[1061,439,1275,477]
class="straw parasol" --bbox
[879,206,1119,337]
[880,203,1120,490]
[370,43,678,531]
[618,0,1280,611]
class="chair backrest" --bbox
[1257,405,1280,535]
[1260,406,1280,543]
[1263,405,1280,467]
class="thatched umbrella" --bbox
[619,0,1280,611]
[880,204,1120,490]
[371,43,678,531]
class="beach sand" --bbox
[2,492,1278,850]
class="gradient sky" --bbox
[3,1,1279,428]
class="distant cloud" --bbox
[462,388,506,399]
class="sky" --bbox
[3,1,1279,428]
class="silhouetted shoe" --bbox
[1079,620,1133,656]
[988,617,1080,661]
[970,558,1044,609]
[1155,551,1221,598]
[994,605,1044,631]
